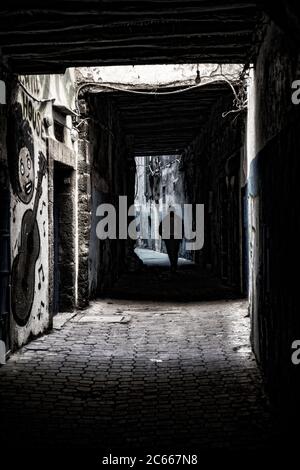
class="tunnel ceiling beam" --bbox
[0,1,260,73]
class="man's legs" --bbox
[165,240,181,272]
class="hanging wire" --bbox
[75,64,245,119]
[75,65,240,103]
[76,73,240,101]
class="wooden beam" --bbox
[9,54,246,74]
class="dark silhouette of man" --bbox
[159,208,184,273]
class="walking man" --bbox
[159,208,184,273]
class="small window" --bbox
[162,186,166,203]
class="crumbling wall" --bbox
[249,19,300,411]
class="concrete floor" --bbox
[0,291,282,453]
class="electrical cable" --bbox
[75,66,245,118]
[17,79,56,104]
[76,73,241,103]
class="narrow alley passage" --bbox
[0,294,281,452]
[103,248,242,302]
[1,1,300,459]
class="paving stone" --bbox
[0,298,283,451]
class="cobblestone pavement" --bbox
[0,297,282,452]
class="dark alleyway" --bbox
[1,1,300,461]
[0,285,282,453]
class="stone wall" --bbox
[249,19,300,412]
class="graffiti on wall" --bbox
[11,151,47,326]
[9,84,49,338]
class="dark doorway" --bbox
[53,161,76,315]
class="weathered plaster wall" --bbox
[248,19,300,411]
[9,83,51,349]
[8,71,77,349]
